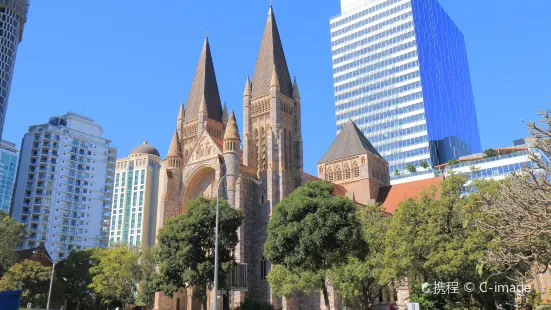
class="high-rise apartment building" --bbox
[0,139,17,212]
[330,0,481,179]
[11,112,116,261]
[0,0,29,140]
[109,141,160,249]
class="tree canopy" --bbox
[156,197,243,310]
[0,259,51,308]
[264,180,364,310]
[0,211,25,278]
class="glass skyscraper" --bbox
[0,139,17,212]
[330,0,481,177]
[0,0,29,140]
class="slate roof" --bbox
[184,37,223,124]
[251,7,293,99]
[318,119,383,164]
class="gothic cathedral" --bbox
[154,6,307,310]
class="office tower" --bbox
[11,112,116,261]
[0,139,17,212]
[109,141,160,249]
[330,0,481,179]
[0,0,29,140]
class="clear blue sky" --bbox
[4,0,551,175]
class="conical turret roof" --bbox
[167,130,182,158]
[223,111,240,141]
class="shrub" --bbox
[232,298,274,310]
[420,161,429,169]
[483,148,499,158]
[448,159,459,165]
[406,163,417,173]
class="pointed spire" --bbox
[184,37,223,124]
[223,111,241,141]
[222,102,228,124]
[167,130,182,158]
[244,76,251,96]
[293,77,300,99]
[251,5,292,98]
[178,102,185,120]
[271,66,279,87]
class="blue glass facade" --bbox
[0,140,18,213]
[411,0,481,164]
[330,0,481,177]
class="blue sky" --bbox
[4,0,551,175]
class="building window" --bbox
[336,166,342,181]
[344,164,351,179]
[327,168,334,182]
[361,157,366,165]
[353,161,359,178]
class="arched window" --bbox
[361,157,366,165]
[327,168,334,182]
[319,166,324,174]
[336,166,342,181]
[353,161,360,178]
[344,164,351,179]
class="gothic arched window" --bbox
[353,161,360,178]
[344,164,351,179]
[336,166,342,181]
[361,157,366,165]
[327,168,334,182]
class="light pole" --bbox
[34,250,55,310]
[213,173,261,310]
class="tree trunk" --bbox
[321,280,331,310]
[203,301,208,310]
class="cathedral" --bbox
[154,5,306,310]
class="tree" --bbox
[393,169,400,176]
[384,174,514,309]
[89,247,143,309]
[420,161,429,169]
[447,159,459,165]
[156,197,243,310]
[328,204,391,310]
[55,249,96,309]
[475,109,551,280]
[136,246,159,308]
[483,148,499,158]
[0,211,25,278]
[233,298,275,310]
[264,180,364,310]
[405,163,417,173]
[0,260,51,307]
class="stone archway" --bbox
[182,165,217,213]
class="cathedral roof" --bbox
[318,119,384,164]
[167,130,182,158]
[223,111,241,141]
[251,6,293,99]
[130,141,160,157]
[184,37,223,124]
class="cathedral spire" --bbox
[178,101,185,121]
[251,5,292,98]
[271,66,280,87]
[244,75,251,97]
[184,37,223,124]
[222,102,228,126]
[293,77,300,99]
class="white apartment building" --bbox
[11,112,116,261]
[109,141,160,249]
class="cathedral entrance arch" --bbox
[182,165,217,213]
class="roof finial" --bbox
[206,29,208,38]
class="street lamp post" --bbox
[34,250,55,310]
[213,173,261,310]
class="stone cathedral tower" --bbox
[154,6,305,310]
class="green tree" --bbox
[55,249,97,309]
[420,161,429,169]
[267,264,323,298]
[0,211,25,278]
[89,247,142,309]
[233,298,275,310]
[136,246,159,308]
[328,204,391,310]
[384,174,513,309]
[405,163,417,173]
[393,169,400,176]
[156,197,243,310]
[447,159,459,165]
[264,180,364,310]
[483,148,499,158]
[0,259,51,307]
